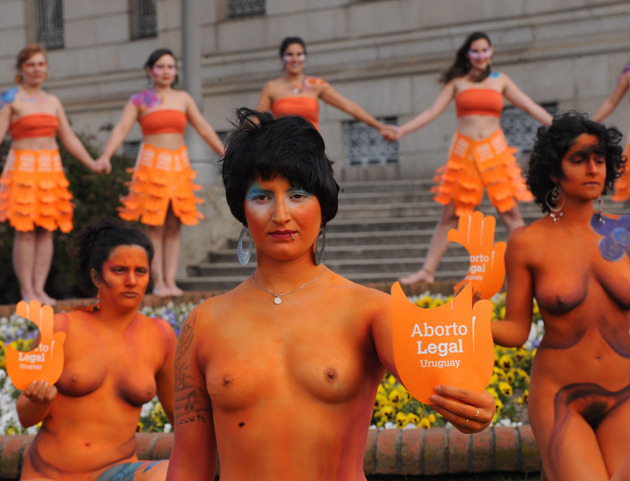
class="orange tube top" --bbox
[10,114,59,140]
[139,110,187,136]
[271,97,320,130]
[455,89,503,118]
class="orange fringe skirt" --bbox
[431,129,532,216]
[119,143,204,226]
[0,149,73,232]
[611,142,630,202]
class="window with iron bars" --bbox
[130,0,157,39]
[34,0,64,50]
[227,0,265,18]
[344,117,399,167]
[501,102,558,154]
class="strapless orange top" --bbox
[139,110,187,136]
[10,114,59,140]
[455,89,503,118]
[271,97,320,130]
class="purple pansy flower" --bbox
[130,89,161,108]
[0,87,18,109]
[591,214,630,261]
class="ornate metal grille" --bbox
[227,0,265,18]
[343,117,399,166]
[123,141,141,159]
[34,0,64,50]
[501,103,558,154]
[130,0,157,39]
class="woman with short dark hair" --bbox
[166,108,496,481]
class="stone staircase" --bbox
[178,178,626,292]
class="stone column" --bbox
[181,0,217,186]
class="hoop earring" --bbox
[237,227,254,265]
[597,196,605,223]
[545,185,565,224]
[313,225,326,266]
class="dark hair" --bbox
[528,111,625,212]
[221,108,339,227]
[144,48,179,88]
[74,217,154,296]
[439,32,492,84]
[279,37,307,57]
[15,44,47,84]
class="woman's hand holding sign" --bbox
[392,282,495,432]
[6,300,65,392]
[447,211,506,300]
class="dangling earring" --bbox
[597,195,605,224]
[237,227,254,265]
[94,288,101,311]
[313,225,326,266]
[545,185,565,224]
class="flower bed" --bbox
[0,293,543,435]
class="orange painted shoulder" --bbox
[305,76,329,89]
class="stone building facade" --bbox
[1,0,629,273]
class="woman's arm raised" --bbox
[502,74,552,126]
[184,92,225,156]
[593,72,630,122]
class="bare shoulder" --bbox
[46,92,63,109]
[182,286,248,331]
[261,77,284,94]
[505,218,549,261]
[326,270,390,314]
[175,89,193,103]
[138,312,176,336]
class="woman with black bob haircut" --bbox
[17,216,176,481]
[166,107,495,481]
[527,110,625,212]
[492,111,630,480]
[222,107,339,233]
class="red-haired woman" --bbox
[0,45,101,305]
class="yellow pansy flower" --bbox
[499,382,513,397]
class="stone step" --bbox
[325,213,543,233]
[338,179,434,194]
[206,243,470,263]
[178,267,472,292]
[179,174,627,290]
[187,255,472,278]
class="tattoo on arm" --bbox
[174,310,212,425]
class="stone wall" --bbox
[0,426,541,480]
[0,0,628,272]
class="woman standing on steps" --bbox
[0,44,102,305]
[256,36,385,133]
[97,48,225,297]
[592,60,630,201]
[382,31,553,284]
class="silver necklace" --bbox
[251,267,328,305]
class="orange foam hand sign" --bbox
[391,282,494,404]
[6,300,65,391]
[447,211,506,300]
